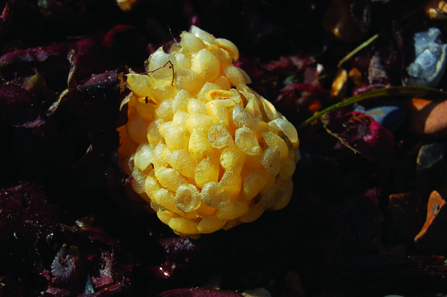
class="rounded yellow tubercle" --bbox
[118,25,300,236]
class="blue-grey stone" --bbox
[354,99,407,132]
[417,142,446,195]
[402,27,447,88]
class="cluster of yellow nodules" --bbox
[118,26,299,236]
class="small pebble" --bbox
[330,68,348,100]
[354,99,407,132]
[322,0,365,42]
[402,98,447,137]
[417,142,446,194]
[116,0,140,11]
[425,0,447,20]
[348,67,363,87]
[368,53,388,85]
[402,27,447,88]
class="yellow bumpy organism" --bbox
[118,26,300,236]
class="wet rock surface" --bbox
[403,98,447,137]
[354,99,407,132]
